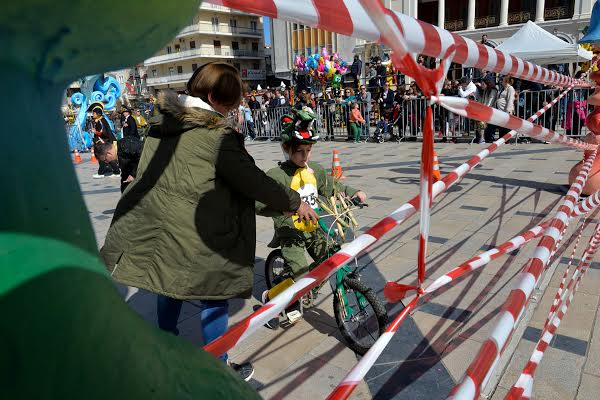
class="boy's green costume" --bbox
[258,108,359,276]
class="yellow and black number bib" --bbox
[291,166,319,232]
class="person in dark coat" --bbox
[350,55,363,90]
[121,108,139,139]
[89,105,120,179]
[94,136,143,192]
[100,62,318,380]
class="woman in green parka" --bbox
[100,63,318,380]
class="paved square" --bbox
[77,142,599,399]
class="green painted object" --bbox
[0,1,260,398]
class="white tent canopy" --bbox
[496,21,592,65]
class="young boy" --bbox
[349,102,365,143]
[258,107,366,327]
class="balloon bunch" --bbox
[294,48,349,82]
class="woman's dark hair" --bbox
[186,62,243,109]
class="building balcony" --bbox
[544,6,572,21]
[445,19,465,32]
[177,23,262,38]
[199,3,253,15]
[146,72,194,86]
[146,69,265,87]
[508,11,532,25]
[475,15,497,29]
[145,48,265,66]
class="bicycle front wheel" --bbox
[333,276,388,355]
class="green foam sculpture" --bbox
[0,1,260,398]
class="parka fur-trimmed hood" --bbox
[149,91,228,137]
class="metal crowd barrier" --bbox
[231,87,592,144]
[515,87,591,142]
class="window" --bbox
[232,41,239,50]
[229,19,237,28]
[250,21,257,31]
[177,65,183,74]
[293,23,298,31]
[233,63,241,71]
[192,63,198,71]
[166,46,172,54]
[252,42,259,52]
[211,17,218,32]
[190,40,196,49]
[253,62,260,70]
[213,40,221,55]
[175,44,181,52]
[168,67,174,76]
[152,69,157,77]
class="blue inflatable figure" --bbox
[68,74,122,151]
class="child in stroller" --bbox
[373,102,402,143]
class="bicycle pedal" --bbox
[286,310,303,324]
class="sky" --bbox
[264,17,272,46]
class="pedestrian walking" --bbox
[121,107,139,139]
[100,62,318,381]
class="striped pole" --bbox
[202,86,575,360]
[417,106,434,288]
[208,0,590,89]
[506,226,600,399]
[448,149,598,400]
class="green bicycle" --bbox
[264,195,389,355]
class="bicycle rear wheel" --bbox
[333,276,388,355]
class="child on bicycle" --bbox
[257,107,367,327]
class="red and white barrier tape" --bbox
[208,0,589,88]
[448,149,597,400]
[328,191,600,400]
[506,227,600,399]
[545,219,587,327]
[573,189,600,216]
[203,85,574,361]
[326,87,575,400]
[432,96,597,152]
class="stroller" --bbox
[372,103,402,143]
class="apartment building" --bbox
[144,3,266,92]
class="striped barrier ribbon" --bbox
[432,96,597,152]
[545,218,587,328]
[328,190,600,400]
[448,149,598,400]
[506,226,600,399]
[328,86,578,400]
[208,0,590,88]
[203,85,575,359]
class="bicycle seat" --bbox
[267,234,281,249]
